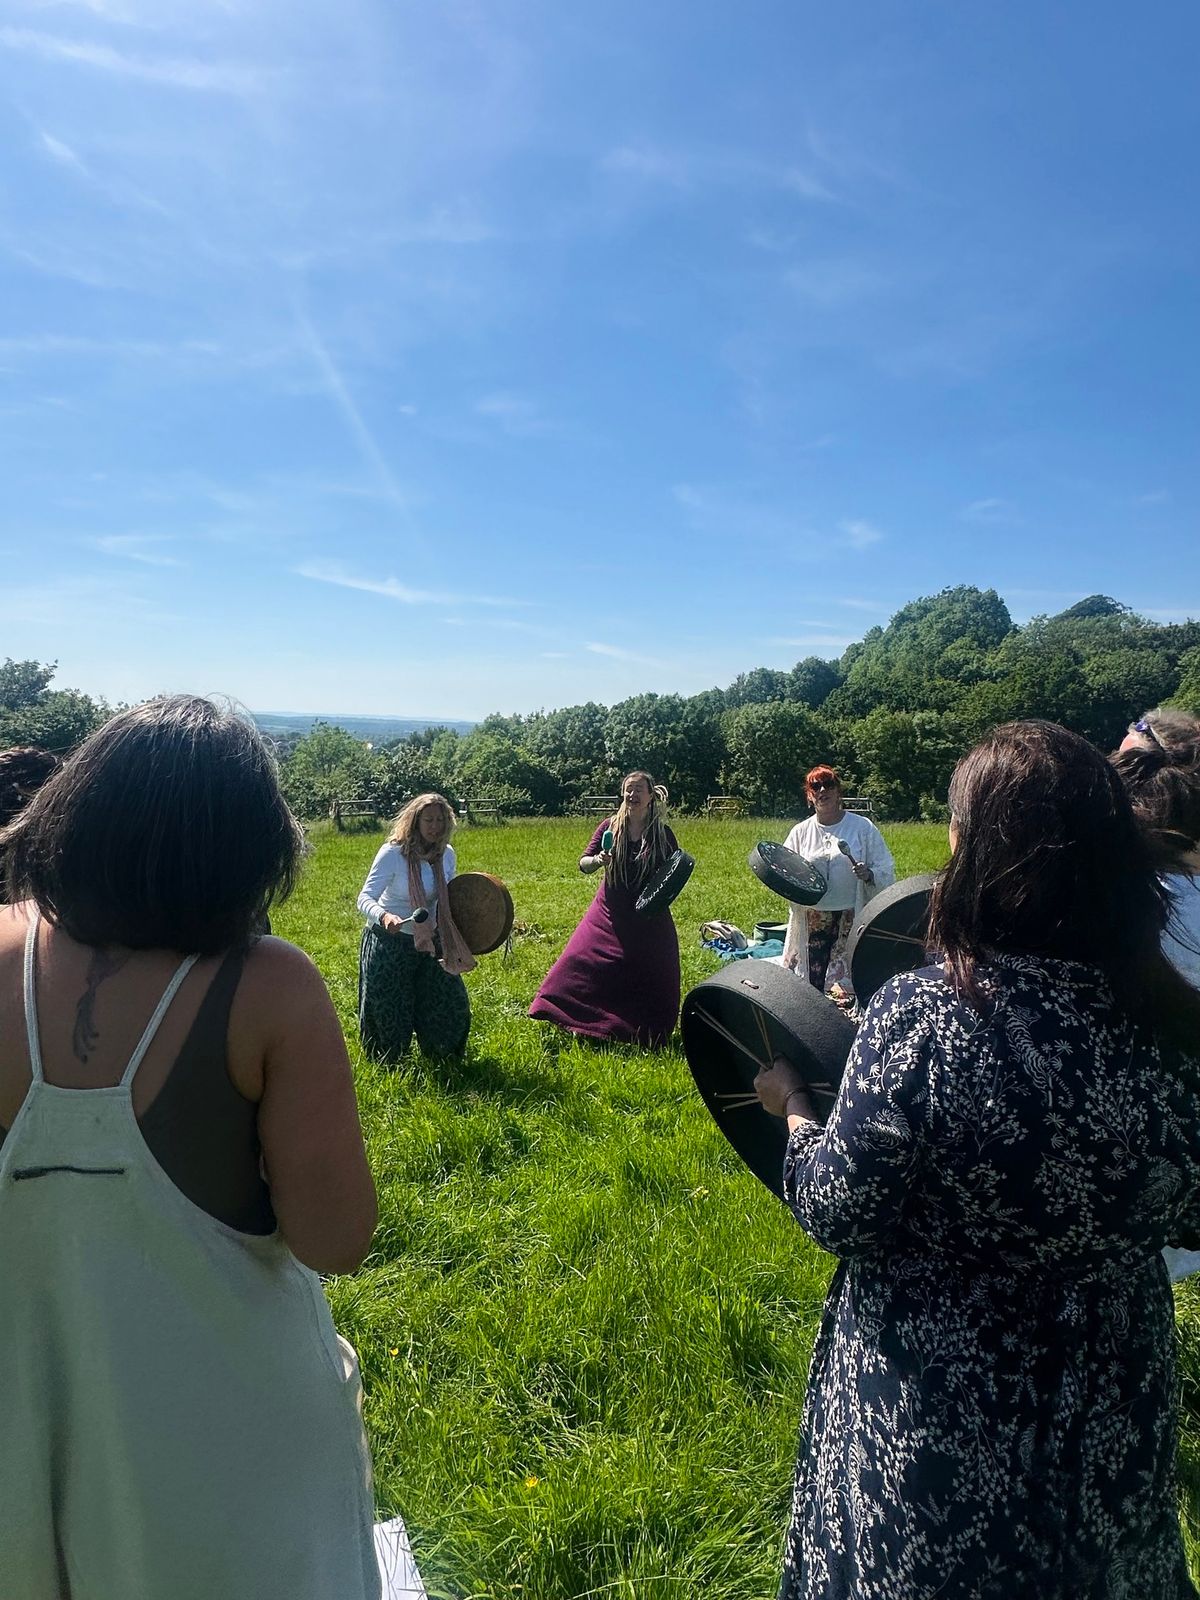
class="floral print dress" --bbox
[781,956,1200,1600]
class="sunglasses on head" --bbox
[1129,718,1168,754]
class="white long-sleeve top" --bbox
[781,811,895,967]
[357,842,456,929]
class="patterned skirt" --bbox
[358,926,471,1062]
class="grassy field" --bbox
[274,816,1200,1600]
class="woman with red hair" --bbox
[781,766,893,1000]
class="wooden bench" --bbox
[705,795,745,816]
[842,796,876,818]
[458,797,503,823]
[330,798,377,830]
[577,795,618,815]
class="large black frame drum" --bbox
[845,873,938,1004]
[682,963,856,1201]
[748,841,827,906]
[634,848,695,917]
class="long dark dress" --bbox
[781,956,1200,1600]
[528,820,681,1047]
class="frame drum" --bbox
[634,848,695,917]
[682,963,856,1201]
[845,873,939,1004]
[748,841,827,906]
[447,872,515,955]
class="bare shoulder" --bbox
[0,899,32,946]
[0,900,34,967]
[239,935,331,1004]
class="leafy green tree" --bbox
[724,667,792,709]
[789,657,841,709]
[373,743,457,816]
[1079,648,1179,746]
[604,693,691,802]
[829,587,1012,718]
[1172,647,1200,716]
[452,731,563,815]
[281,723,377,819]
[720,702,830,814]
[0,658,108,754]
[523,702,611,801]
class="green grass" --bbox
[274,818,1199,1599]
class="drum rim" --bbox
[845,871,939,1002]
[447,870,515,955]
[748,840,828,905]
[681,964,855,1201]
[633,847,695,916]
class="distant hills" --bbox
[252,711,476,745]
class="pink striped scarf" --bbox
[406,850,477,977]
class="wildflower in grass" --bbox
[524,1476,539,1489]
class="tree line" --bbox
[7,587,1200,822]
[275,588,1200,821]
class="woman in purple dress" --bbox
[529,771,681,1047]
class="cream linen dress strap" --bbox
[0,912,380,1600]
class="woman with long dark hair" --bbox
[0,697,380,1599]
[529,770,682,1046]
[755,721,1200,1600]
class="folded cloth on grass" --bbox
[375,1517,427,1599]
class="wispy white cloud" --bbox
[93,532,183,566]
[961,497,1020,524]
[26,0,143,21]
[475,391,555,438]
[768,633,855,650]
[597,141,836,203]
[293,311,409,511]
[0,27,272,94]
[786,260,883,307]
[599,144,691,189]
[295,561,530,611]
[38,130,87,172]
[1137,489,1172,506]
[7,574,181,628]
[839,519,884,549]
[837,597,891,612]
[586,641,668,668]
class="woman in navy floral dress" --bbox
[756,721,1200,1600]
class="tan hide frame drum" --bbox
[446,872,515,955]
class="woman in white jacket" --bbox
[781,765,894,1000]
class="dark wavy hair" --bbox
[928,720,1200,1057]
[0,747,60,830]
[1110,708,1200,872]
[1,696,304,954]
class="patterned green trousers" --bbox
[358,926,471,1062]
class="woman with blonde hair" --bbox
[529,771,682,1046]
[357,792,475,1061]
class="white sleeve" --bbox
[444,844,457,884]
[358,843,398,925]
[863,821,895,895]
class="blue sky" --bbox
[3,0,1197,719]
